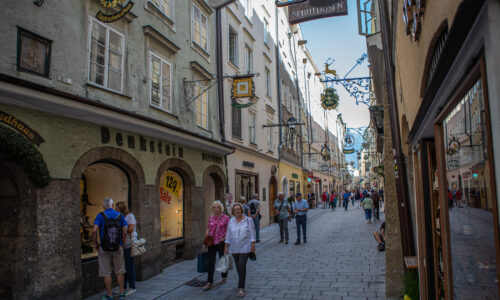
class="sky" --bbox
[300,0,371,167]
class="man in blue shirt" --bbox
[343,191,350,210]
[293,193,309,245]
[92,197,128,300]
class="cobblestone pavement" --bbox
[87,206,386,300]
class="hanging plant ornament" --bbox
[321,88,339,110]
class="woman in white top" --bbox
[116,201,137,295]
[224,203,256,298]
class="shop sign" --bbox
[288,0,348,25]
[321,88,339,110]
[231,76,256,108]
[0,110,44,146]
[202,153,223,164]
[160,170,181,202]
[101,126,183,157]
[243,161,254,168]
[292,173,299,179]
[343,148,355,154]
[96,0,134,23]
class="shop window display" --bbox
[235,172,257,202]
[80,163,129,259]
[442,78,498,299]
[159,170,184,241]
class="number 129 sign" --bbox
[160,171,182,204]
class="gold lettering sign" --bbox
[96,1,134,23]
[0,111,44,146]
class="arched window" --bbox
[159,170,184,241]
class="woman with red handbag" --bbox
[202,200,229,291]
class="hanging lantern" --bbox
[321,88,339,110]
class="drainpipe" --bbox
[378,0,415,257]
[275,6,283,160]
[216,7,225,143]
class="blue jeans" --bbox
[124,247,136,289]
[296,215,307,241]
[252,215,260,240]
[364,209,372,220]
[344,199,349,210]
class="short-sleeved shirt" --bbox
[248,199,261,215]
[124,213,137,249]
[343,193,350,200]
[274,199,290,219]
[94,208,128,245]
[362,198,373,209]
[293,199,309,216]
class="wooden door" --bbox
[269,177,277,224]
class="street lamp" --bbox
[287,116,297,133]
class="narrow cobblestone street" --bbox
[87,206,386,300]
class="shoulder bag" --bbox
[273,200,285,223]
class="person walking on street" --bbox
[202,200,230,291]
[355,190,361,208]
[362,194,374,223]
[225,203,256,298]
[293,193,309,244]
[329,191,336,211]
[92,198,128,300]
[321,191,328,209]
[350,190,355,207]
[274,192,292,244]
[239,196,250,216]
[248,193,261,243]
[115,201,137,295]
[342,190,350,211]
[371,191,380,221]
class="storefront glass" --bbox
[235,172,257,202]
[289,179,295,198]
[159,170,184,241]
[80,163,129,259]
[442,78,498,298]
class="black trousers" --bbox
[207,242,227,283]
[232,253,250,289]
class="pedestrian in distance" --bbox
[362,194,374,223]
[355,189,361,208]
[371,191,380,221]
[225,203,256,298]
[248,193,261,243]
[350,190,355,207]
[373,222,385,251]
[115,201,137,296]
[321,191,328,209]
[274,192,292,244]
[329,190,336,211]
[92,198,128,300]
[342,190,350,211]
[332,191,338,210]
[293,192,309,244]
[202,200,230,291]
[239,196,250,216]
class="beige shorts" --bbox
[98,247,125,277]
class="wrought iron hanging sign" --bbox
[96,0,134,23]
[343,132,355,154]
[321,88,339,110]
[447,137,460,155]
[231,75,256,109]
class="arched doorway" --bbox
[282,177,288,198]
[80,163,130,259]
[0,158,36,299]
[268,176,277,224]
[202,166,225,231]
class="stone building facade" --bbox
[0,0,233,298]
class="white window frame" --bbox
[228,26,238,66]
[243,0,252,20]
[195,82,209,129]
[149,52,173,113]
[87,17,125,93]
[267,121,273,151]
[192,3,209,52]
[149,0,174,20]
[248,110,256,144]
[263,18,269,46]
[265,67,271,97]
[245,45,253,74]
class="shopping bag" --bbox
[197,252,209,273]
[215,254,233,273]
[131,238,146,257]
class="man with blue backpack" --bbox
[92,197,128,300]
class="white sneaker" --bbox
[126,288,136,295]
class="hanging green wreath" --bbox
[321,88,339,110]
[0,126,51,187]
